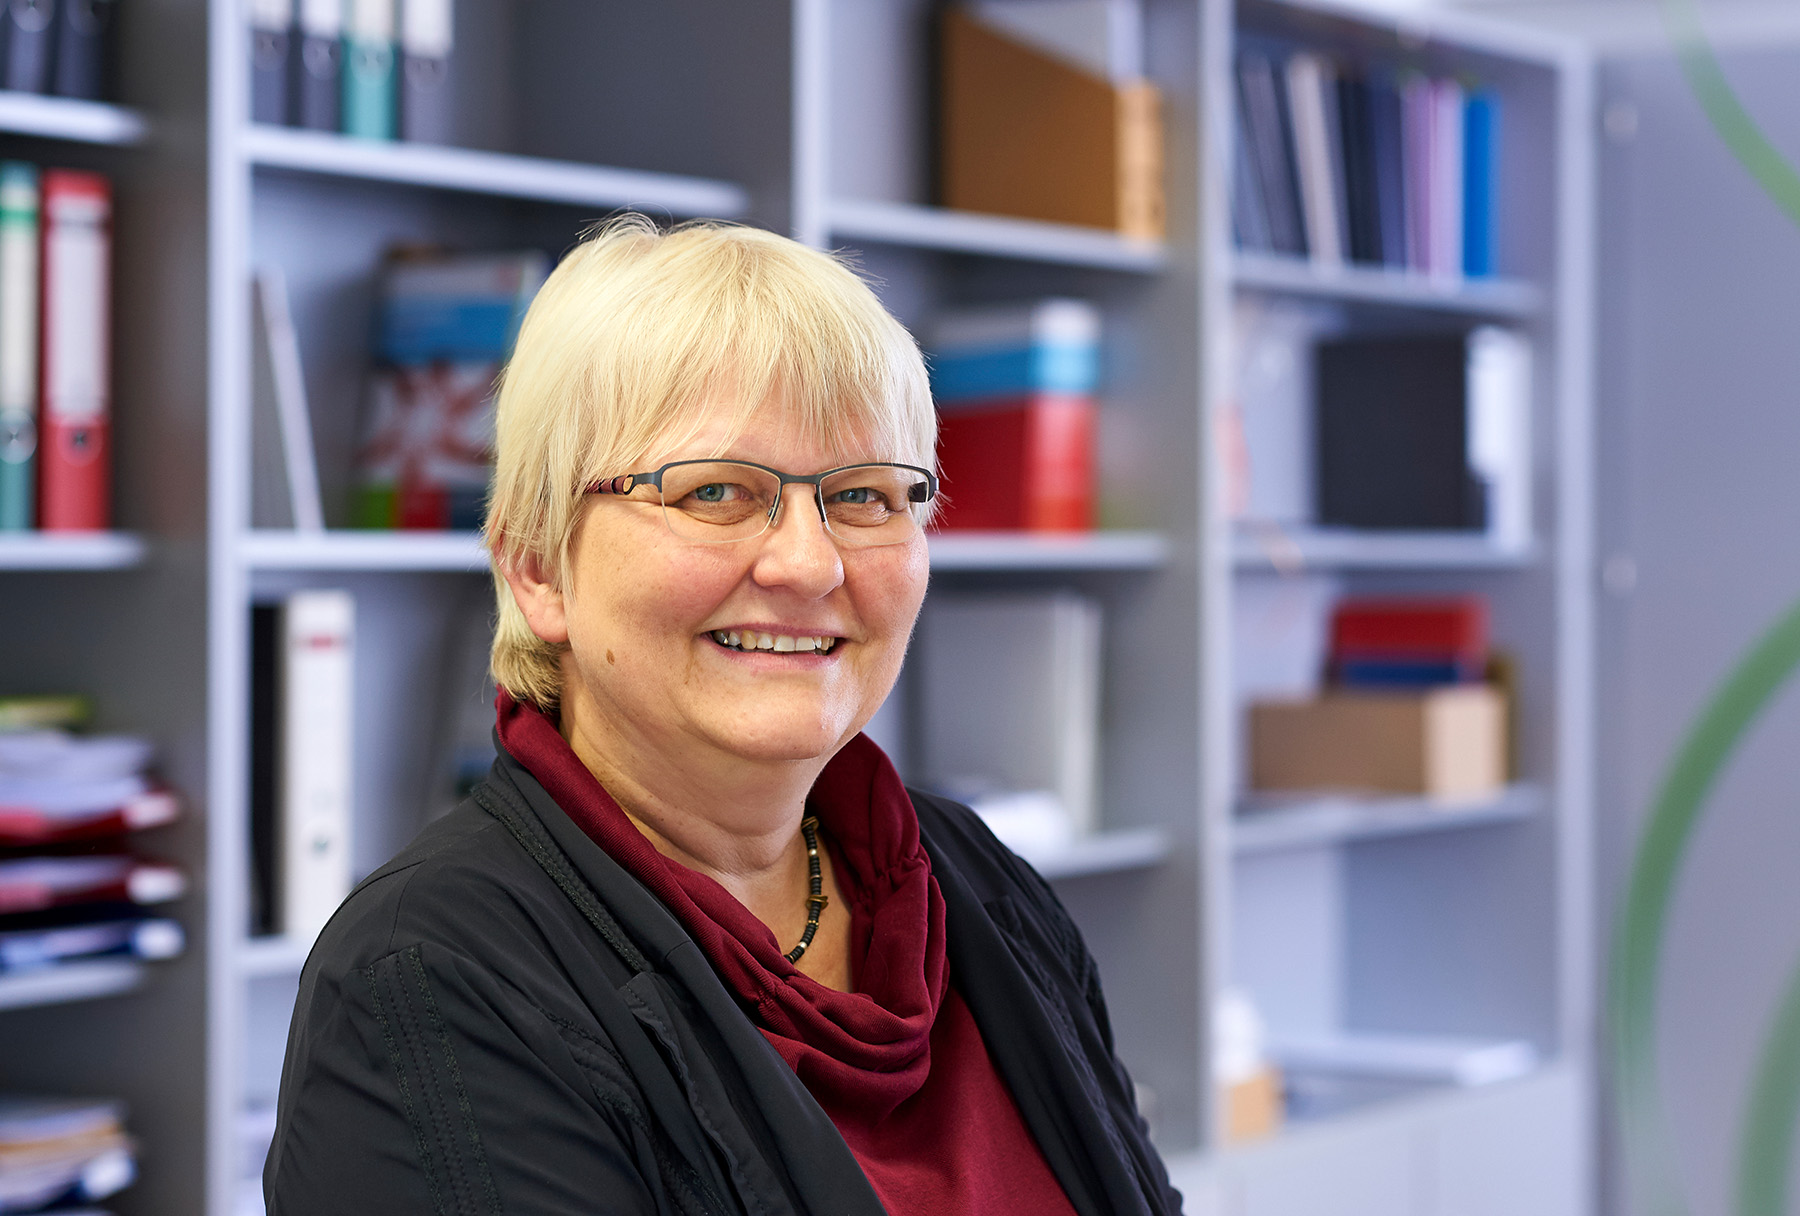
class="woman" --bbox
[267,217,1181,1216]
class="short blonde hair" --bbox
[485,216,936,709]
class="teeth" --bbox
[710,631,838,654]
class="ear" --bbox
[500,554,570,645]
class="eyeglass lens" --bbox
[653,462,928,546]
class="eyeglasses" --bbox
[586,459,939,547]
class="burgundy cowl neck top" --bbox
[496,693,1077,1216]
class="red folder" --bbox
[1329,597,1489,663]
[37,169,111,532]
[933,393,1095,531]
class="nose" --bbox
[751,483,844,597]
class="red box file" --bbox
[933,393,1095,532]
[1329,597,1488,663]
[37,169,111,532]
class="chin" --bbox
[708,713,862,765]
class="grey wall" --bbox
[1595,41,1800,1216]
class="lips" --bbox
[708,629,840,654]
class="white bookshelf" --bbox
[1210,0,1595,1206]
[0,91,147,145]
[0,532,148,569]
[827,198,1168,270]
[0,960,146,1012]
[242,124,749,216]
[0,1,1583,1212]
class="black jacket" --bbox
[266,746,1182,1216]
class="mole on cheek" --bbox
[606,649,616,665]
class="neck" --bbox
[555,673,830,905]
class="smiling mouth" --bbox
[709,630,840,655]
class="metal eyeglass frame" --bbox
[585,458,940,544]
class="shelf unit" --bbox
[1196,0,1595,1210]
[0,2,1591,1214]
[0,50,214,1216]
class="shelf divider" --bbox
[0,532,147,570]
[242,124,749,217]
[0,92,147,145]
[1022,827,1171,880]
[0,959,145,1011]
[828,197,1167,271]
[1232,783,1542,855]
[1231,251,1542,317]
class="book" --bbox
[0,724,178,845]
[1335,72,1382,265]
[917,591,1103,838]
[1249,684,1506,799]
[1284,52,1343,266]
[1314,333,1479,531]
[352,249,546,529]
[36,169,111,533]
[1329,596,1488,665]
[0,856,186,916]
[0,696,87,733]
[293,0,343,132]
[250,0,293,126]
[48,0,116,101]
[1231,103,1273,253]
[252,267,325,531]
[0,162,38,533]
[343,0,398,140]
[934,393,1095,531]
[928,297,1100,402]
[1368,76,1408,270]
[0,0,55,94]
[1235,51,1306,258]
[1463,91,1501,277]
[1401,75,1434,272]
[1429,77,1466,278]
[249,590,354,941]
[938,8,1164,239]
[0,916,182,972]
[398,0,453,145]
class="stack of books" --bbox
[1248,597,1508,802]
[0,165,114,534]
[927,298,1100,533]
[0,2,119,102]
[350,249,546,530]
[250,0,456,144]
[0,1095,135,1214]
[0,698,184,988]
[1233,47,1500,278]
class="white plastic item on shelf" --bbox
[1466,325,1533,553]
[275,590,355,941]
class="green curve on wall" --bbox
[1609,597,1800,1216]
[1738,955,1800,1216]
[1612,7,1800,1216]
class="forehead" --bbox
[641,392,885,472]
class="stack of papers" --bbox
[0,1096,134,1213]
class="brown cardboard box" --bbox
[1248,685,1507,799]
[938,9,1165,239]
[1223,1066,1283,1143]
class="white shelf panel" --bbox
[929,530,1171,571]
[238,935,312,979]
[0,91,147,144]
[243,125,749,217]
[241,529,489,571]
[1232,524,1536,572]
[0,959,145,1011]
[1024,828,1171,880]
[242,529,1173,574]
[828,198,1167,271]
[0,531,147,569]
[1232,783,1542,855]
[1231,251,1542,317]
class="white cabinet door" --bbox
[1423,1071,1585,1216]
[1225,1113,1418,1216]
